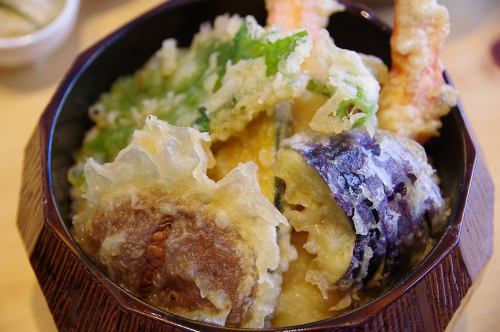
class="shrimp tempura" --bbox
[265,0,343,36]
[378,0,457,143]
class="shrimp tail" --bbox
[265,0,344,34]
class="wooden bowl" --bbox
[17,0,494,330]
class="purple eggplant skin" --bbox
[284,129,446,290]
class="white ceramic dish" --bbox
[0,0,79,67]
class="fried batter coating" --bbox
[73,117,295,328]
[378,0,457,143]
[266,0,381,136]
[266,0,343,37]
[76,187,257,326]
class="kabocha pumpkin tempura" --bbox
[69,0,455,328]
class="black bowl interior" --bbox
[48,0,468,326]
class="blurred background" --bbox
[0,0,499,331]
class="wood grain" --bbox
[17,126,45,254]
[459,154,494,280]
[31,225,185,331]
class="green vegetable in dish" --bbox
[306,31,380,134]
[336,87,376,128]
[306,78,334,98]
[193,107,210,132]
[73,15,310,174]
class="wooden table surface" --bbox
[0,1,498,331]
